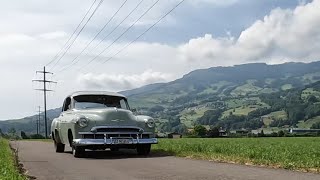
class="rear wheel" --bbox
[72,146,85,158]
[54,140,65,153]
[137,144,151,155]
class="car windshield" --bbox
[73,95,129,110]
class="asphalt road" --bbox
[11,141,320,180]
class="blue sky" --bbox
[0,0,319,119]
[138,0,306,44]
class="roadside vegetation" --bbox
[153,137,320,173]
[0,138,26,180]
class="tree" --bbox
[0,128,3,136]
[29,134,45,139]
[258,129,265,137]
[207,127,219,138]
[8,128,16,136]
[193,125,207,137]
[311,122,320,129]
[278,130,285,137]
[21,131,29,139]
[307,95,318,103]
[149,105,165,112]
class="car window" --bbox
[73,95,129,110]
[63,97,71,111]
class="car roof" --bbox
[68,91,126,98]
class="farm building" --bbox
[168,132,182,138]
[218,129,228,137]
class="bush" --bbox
[29,134,46,139]
[193,125,207,137]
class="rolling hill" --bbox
[1,61,320,135]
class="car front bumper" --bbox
[73,138,158,146]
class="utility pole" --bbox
[36,106,41,135]
[33,66,56,138]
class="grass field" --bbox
[297,116,320,128]
[180,107,209,127]
[153,137,320,172]
[0,138,25,180]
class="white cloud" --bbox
[77,70,172,91]
[178,0,320,65]
[38,31,67,40]
[0,0,320,119]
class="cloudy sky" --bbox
[0,0,319,119]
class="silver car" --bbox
[51,91,158,158]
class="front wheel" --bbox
[137,144,151,155]
[110,147,119,152]
[72,146,85,158]
[54,140,65,153]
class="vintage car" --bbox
[51,91,158,158]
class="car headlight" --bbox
[145,118,155,128]
[77,117,88,128]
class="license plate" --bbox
[112,139,131,144]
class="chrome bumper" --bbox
[73,138,158,146]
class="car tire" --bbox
[72,146,85,158]
[137,144,151,155]
[54,140,65,153]
[110,147,119,152]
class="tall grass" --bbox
[153,137,320,172]
[0,138,25,180]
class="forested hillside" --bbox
[1,61,320,134]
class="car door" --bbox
[59,97,72,144]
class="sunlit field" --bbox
[153,137,320,172]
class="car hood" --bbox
[73,108,138,127]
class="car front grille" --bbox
[80,126,150,139]
[82,134,150,139]
[96,127,140,133]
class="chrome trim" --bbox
[90,126,144,132]
[79,131,153,135]
[73,138,158,146]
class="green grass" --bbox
[21,139,52,142]
[223,97,270,118]
[153,138,320,172]
[297,116,320,128]
[262,110,288,126]
[0,138,26,180]
[301,88,320,100]
[180,108,209,128]
[231,83,262,96]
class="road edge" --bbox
[9,141,37,180]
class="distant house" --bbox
[235,129,249,134]
[289,128,320,134]
[218,129,228,137]
[168,132,182,139]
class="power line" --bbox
[55,0,132,74]
[82,0,185,73]
[100,0,185,65]
[79,0,160,71]
[45,0,98,67]
[49,0,104,71]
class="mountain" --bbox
[126,61,320,133]
[128,61,320,107]
[0,108,61,134]
[1,61,320,134]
